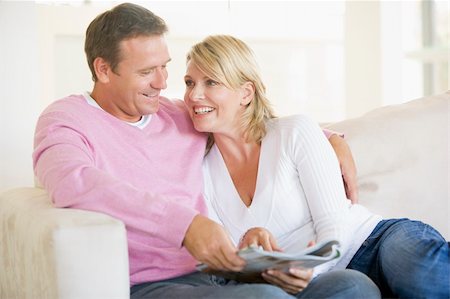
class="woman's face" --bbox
[184,60,246,135]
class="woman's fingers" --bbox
[262,272,303,294]
[261,268,313,294]
[238,227,282,252]
[289,268,313,282]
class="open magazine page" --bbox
[197,240,341,283]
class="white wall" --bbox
[345,1,383,117]
[0,1,445,191]
[344,0,426,117]
[0,2,41,191]
[35,1,349,121]
[36,3,109,110]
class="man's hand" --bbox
[183,214,245,271]
[238,227,282,252]
[329,134,359,203]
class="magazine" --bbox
[196,240,341,283]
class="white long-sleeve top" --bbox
[202,115,382,273]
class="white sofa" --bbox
[327,91,449,239]
[1,92,449,299]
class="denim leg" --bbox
[130,271,295,299]
[131,270,381,299]
[297,269,380,299]
[347,218,450,299]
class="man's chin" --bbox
[145,104,160,115]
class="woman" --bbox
[183,35,449,298]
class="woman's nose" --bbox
[189,84,205,101]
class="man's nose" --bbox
[151,68,167,90]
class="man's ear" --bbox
[240,81,255,106]
[93,57,112,83]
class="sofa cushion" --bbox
[327,92,449,239]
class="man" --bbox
[33,3,374,299]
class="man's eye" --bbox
[141,69,155,76]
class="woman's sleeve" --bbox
[322,128,344,139]
[289,116,352,246]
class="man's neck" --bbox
[90,87,141,123]
[85,91,151,129]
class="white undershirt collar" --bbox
[83,92,152,129]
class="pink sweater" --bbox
[33,94,208,285]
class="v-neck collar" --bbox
[213,141,262,210]
[83,92,152,129]
[207,129,278,228]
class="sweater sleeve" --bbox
[322,128,344,139]
[33,113,199,248]
[289,116,352,247]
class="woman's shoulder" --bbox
[265,115,324,151]
[266,114,318,134]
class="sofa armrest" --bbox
[0,187,130,299]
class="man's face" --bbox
[105,35,171,122]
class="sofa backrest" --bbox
[327,91,449,239]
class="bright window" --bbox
[35,0,447,122]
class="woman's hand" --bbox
[261,239,316,294]
[261,268,313,294]
[238,227,282,252]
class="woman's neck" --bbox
[213,133,259,163]
[213,132,261,207]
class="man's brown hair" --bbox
[85,2,168,81]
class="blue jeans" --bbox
[347,218,450,299]
[130,269,380,299]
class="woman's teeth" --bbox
[194,107,215,114]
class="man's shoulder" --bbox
[36,94,94,130]
[41,94,87,115]
[158,97,193,123]
[158,97,188,115]
[157,96,205,138]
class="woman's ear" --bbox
[240,81,255,106]
[93,57,112,83]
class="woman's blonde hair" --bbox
[186,35,276,151]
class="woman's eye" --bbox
[206,79,219,86]
[185,80,194,87]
